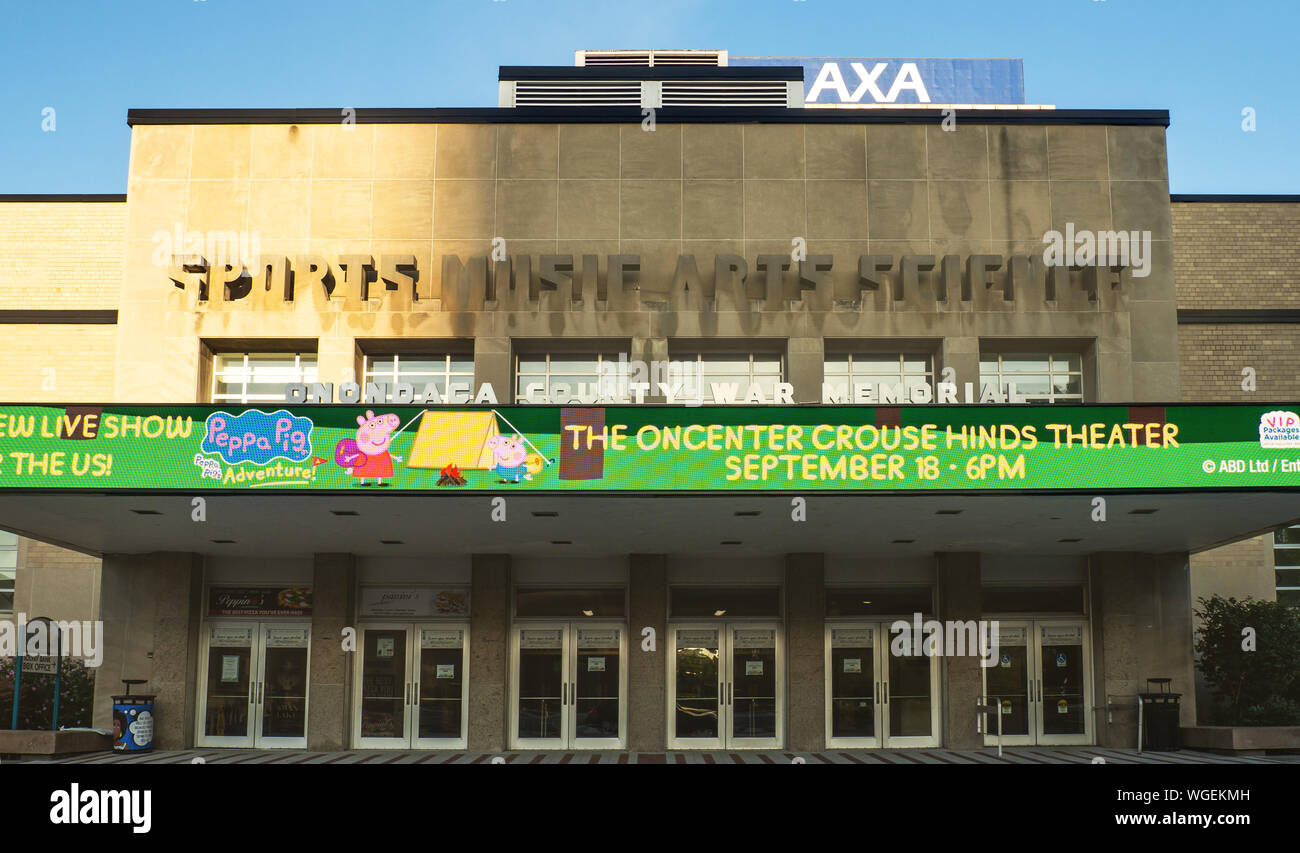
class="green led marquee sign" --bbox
[0,404,1298,493]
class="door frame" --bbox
[196,619,312,749]
[195,620,258,748]
[253,623,312,749]
[508,621,628,750]
[411,623,471,750]
[354,622,470,749]
[823,621,941,749]
[982,618,1092,747]
[666,621,784,750]
[1033,619,1092,746]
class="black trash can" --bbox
[111,679,155,752]
[1140,678,1181,751]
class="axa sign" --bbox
[731,57,1026,106]
[807,61,931,104]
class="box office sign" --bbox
[208,586,312,617]
[359,587,469,618]
[2,404,1300,493]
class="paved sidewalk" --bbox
[18,746,1296,765]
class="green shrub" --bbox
[1194,595,1300,726]
[0,657,97,730]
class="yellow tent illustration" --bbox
[406,410,499,470]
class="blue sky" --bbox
[1,0,1295,193]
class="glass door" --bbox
[198,620,311,749]
[355,624,469,749]
[982,623,1034,746]
[509,623,626,749]
[1035,622,1090,745]
[880,623,941,747]
[669,626,723,749]
[668,623,783,749]
[198,623,256,747]
[826,622,938,748]
[982,620,1091,746]
[826,626,880,748]
[512,625,569,748]
[728,625,781,748]
[571,626,624,748]
[414,627,468,749]
[255,625,310,748]
[356,624,411,748]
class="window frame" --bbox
[362,352,475,402]
[211,352,319,405]
[514,352,623,404]
[1275,525,1300,606]
[979,351,1085,404]
[0,531,17,615]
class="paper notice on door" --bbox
[587,656,606,672]
[376,637,394,658]
[1001,699,1012,714]
[436,664,455,679]
[999,653,1011,668]
[745,660,764,676]
[1057,699,1069,715]
[842,658,861,674]
[221,655,240,683]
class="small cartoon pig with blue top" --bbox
[488,433,532,483]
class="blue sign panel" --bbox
[731,57,1025,106]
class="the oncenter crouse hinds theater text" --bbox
[169,251,1137,307]
[566,420,1181,483]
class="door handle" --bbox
[875,682,880,704]
[883,682,889,704]
[727,682,732,705]
[562,682,567,705]
[718,683,722,705]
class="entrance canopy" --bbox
[1,492,1297,559]
[1,401,1298,556]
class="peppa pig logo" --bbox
[1259,410,1300,449]
[202,410,314,465]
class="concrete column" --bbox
[634,336,669,403]
[92,552,202,749]
[787,338,824,405]
[307,553,355,750]
[936,552,982,748]
[474,337,512,402]
[469,554,510,751]
[628,554,667,751]
[785,553,825,751]
[940,336,980,389]
[317,335,356,388]
[1090,552,1196,748]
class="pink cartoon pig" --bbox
[487,433,532,483]
[344,411,402,487]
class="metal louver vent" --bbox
[576,49,726,67]
[513,80,643,107]
[660,81,789,107]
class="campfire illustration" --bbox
[437,463,467,487]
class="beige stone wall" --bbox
[1173,201,1300,309]
[0,201,124,309]
[0,325,117,402]
[12,539,101,623]
[116,121,1179,403]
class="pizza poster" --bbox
[208,586,313,617]
[0,403,1298,493]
